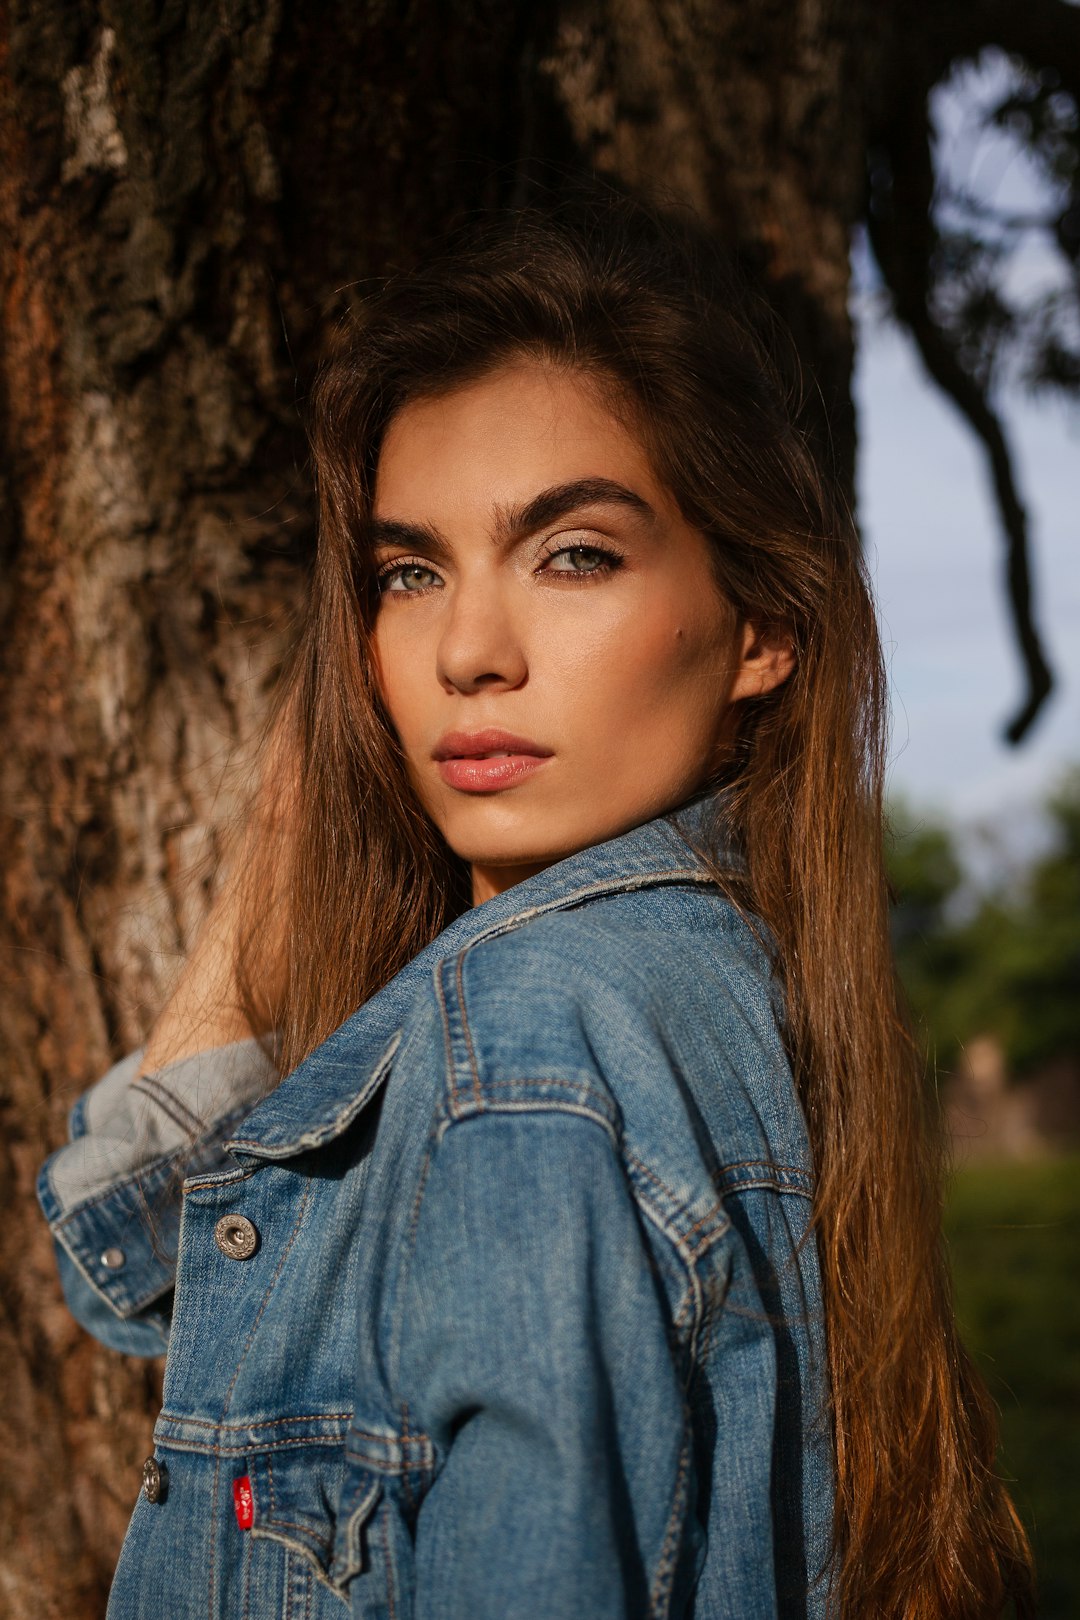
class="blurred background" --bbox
[858,53,1078,1617]
[0,6,1076,1616]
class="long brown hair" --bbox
[238,195,1034,1616]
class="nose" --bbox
[436,572,528,695]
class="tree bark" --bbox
[542,0,877,487]
[0,2,872,1610]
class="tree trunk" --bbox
[543,0,876,488]
[0,2,871,1610]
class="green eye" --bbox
[547,547,608,573]
[380,564,441,592]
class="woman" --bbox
[38,198,1033,1618]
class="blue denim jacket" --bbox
[38,793,834,1619]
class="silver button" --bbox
[214,1214,258,1261]
[142,1456,162,1503]
[100,1247,126,1270]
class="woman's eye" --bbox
[378,563,442,593]
[542,545,618,576]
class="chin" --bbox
[436,803,590,871]
[445,831,572,871]
[443,796,674,876]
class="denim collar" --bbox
[227,787,743,1162]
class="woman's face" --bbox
[371,361,791,903]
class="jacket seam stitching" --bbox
[717,1157,808,1174]
[152,1435,351,1457]
[455,949,483,1107]
[392,1116,441,1401]
[241,1517,252,1620]
[48,1226,168,1320]
[650,1427,693,1615]
[159,1411,351,1430]
[443,1073,619,1112]
[720,1176,813,1200]
[217,1178,313,1426]
[200,1225,319,1599]
[52,1124,257,1223]
[619,1173,704,1345]
[461,869,727,952]
[226,1031,401,1159]
[625,1151,730,1245]
[434,1097,618,1148]
[265,1455,334,1552]
[381,1503,398,1620]
[342,1452,430,1476]
[434,963,457,1120]
[221,868,743,1160]
[398,1404,417,1515]
[622,1154,735,1354]
[426,1101,726,1350]
[438,876,736,1118]
[349,1423,430,1448]
[180,1165,260,1194]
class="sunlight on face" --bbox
[370,362,750,904]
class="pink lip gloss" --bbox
[437,755,551,792]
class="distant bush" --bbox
[946,1158,1080,1617]
[888,765,1080,1078]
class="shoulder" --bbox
[381,879,807,1182]
[427,883,794,1142]
[451,882,778,1042]
[378,882,813,1328]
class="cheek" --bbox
[568,587,733,734]
[370,619,426,739]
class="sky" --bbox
[852,54,1078,856]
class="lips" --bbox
[432,729,553,794]
[432,729,553,763]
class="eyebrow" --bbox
[368,477,656,556]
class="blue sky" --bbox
[853,54,1078,849]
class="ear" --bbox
[728,618,796,703]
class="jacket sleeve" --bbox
[36,1036,279,1356]
[396,1106,705,1620]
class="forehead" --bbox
[373,361,670,521]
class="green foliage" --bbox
[946,1158,1080,1617]
[887,766,1080,1078]
[895,782,1080,1609]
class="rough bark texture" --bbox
[543,0,875,488]
[0,2,873,1611]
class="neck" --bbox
[470,860,552,906]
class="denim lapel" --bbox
[226,790,742,1162]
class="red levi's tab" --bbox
[232,1476,254,1530]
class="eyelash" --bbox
[374,540,626,595]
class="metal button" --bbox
[142,1456,162,1503]
[214,1214,258,1261]
[100,1247,126,1270]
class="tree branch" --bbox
[945,0,1080,105]
[867,98,1054,742]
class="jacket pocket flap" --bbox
[330,1464,385,1587]
[248,1444,349,1576]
